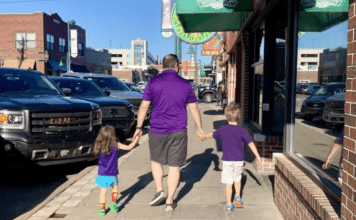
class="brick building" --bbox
[176,0,353,219]
[0,12,88,75]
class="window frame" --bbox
[15,33,36,50]
[78,43,84,57]
[46,34,55,52]
[59,37,66,54]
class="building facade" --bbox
[108,49,131,70]
[176,0,353,219]
[131,38,157,70]
[319,47,347,84]
[0,12,88,75]
[297,49,323,83]
[86,48,111,74]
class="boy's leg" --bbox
[234,181,241,198]
[225,184,233,205]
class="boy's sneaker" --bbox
[165,203,177,212]
[149,190,165,206]
[225,204,235,212]
[234,196,244,208]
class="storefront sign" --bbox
[201,36,222,56]
[172,4,215,44]
[161,0,173,38]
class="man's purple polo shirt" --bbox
[142,69,197,134]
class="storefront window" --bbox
[294,21,347,185]
[251,29,265,128]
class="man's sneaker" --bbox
[165,203,177,212]
[149,190,165,206]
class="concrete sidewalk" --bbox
[28,103,284,220]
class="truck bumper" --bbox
[0,132,97,166]
[323,111,344,124]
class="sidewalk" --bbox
[28,103,284,220]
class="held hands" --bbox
[196,128,206,141]
[133,129,143,142]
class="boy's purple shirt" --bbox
[142,69,197,134]
[213,124,253,161]
[98,146,118,176]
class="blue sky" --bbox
[0,0,348,65]
[0,0,213,65]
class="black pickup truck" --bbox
[0,68,102,166]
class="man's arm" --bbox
[136,100,150,127]
[133,100,150,140]
[188,103,205,140]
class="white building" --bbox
[131,38,157,70]
[108,49,131,70]
[297,49,324,71]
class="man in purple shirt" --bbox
[133,54,206,212]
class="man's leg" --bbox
[151,160,164,192]
[166,166,180,204]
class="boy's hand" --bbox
[322,159,331,170]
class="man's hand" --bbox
[196,128,206,141]
[133,129,143,141]
[322,159,331,170]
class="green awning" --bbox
[176,0,252,33]
[299,0,349,32]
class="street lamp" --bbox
[62,20,75,73]
[59,57,68,71]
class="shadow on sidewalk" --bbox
[175,148,221,203]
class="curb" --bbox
[15,165,95,220]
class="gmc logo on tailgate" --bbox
[50,117,77,125]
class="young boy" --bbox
[204,103,262,212]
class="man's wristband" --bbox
[136,127,143,130]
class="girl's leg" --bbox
[234,181,241,197]
[111,185,119,203]
[225,184,233,205]
[99,188,107,215]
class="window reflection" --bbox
[294,21,347,185]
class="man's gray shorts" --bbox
[149,131,187,167]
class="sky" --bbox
[0,0,213,65]
[0,0,348,65]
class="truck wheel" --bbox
[203,93,214,103]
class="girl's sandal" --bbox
[98,208,106,216]
[234,196,244,208]
[110,203,120,213]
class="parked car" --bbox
[306,85,322,95]
[0,68,102,166]
[124,81,144,94]
[61,72,150,121]
[298,84,310,94]
[198,81,221,103]
[323,92,345,128]
[137,81,147,89]
[50,77,135,138]
[301,82,345,120]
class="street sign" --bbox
[201,36,222,56]
[171,4,216,45]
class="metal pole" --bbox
[177,38,182,76]
[195,44,198,84]
[67,21,71,72]
[284,0,299,153]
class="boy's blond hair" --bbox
[224,103,241,123]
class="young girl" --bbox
[93,126,139,216]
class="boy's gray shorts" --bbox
[149,131,187,167]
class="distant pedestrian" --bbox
[133,54,206,212]
[204,103,262,212]
[93,126,139,216]
[322,131,344,184]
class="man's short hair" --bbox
[162,54,179,69]
[224,103,241,123]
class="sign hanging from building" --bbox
[70,29,78,58]
[171,4,216,44]
[161,0,173,38]
[201,36,222,56]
